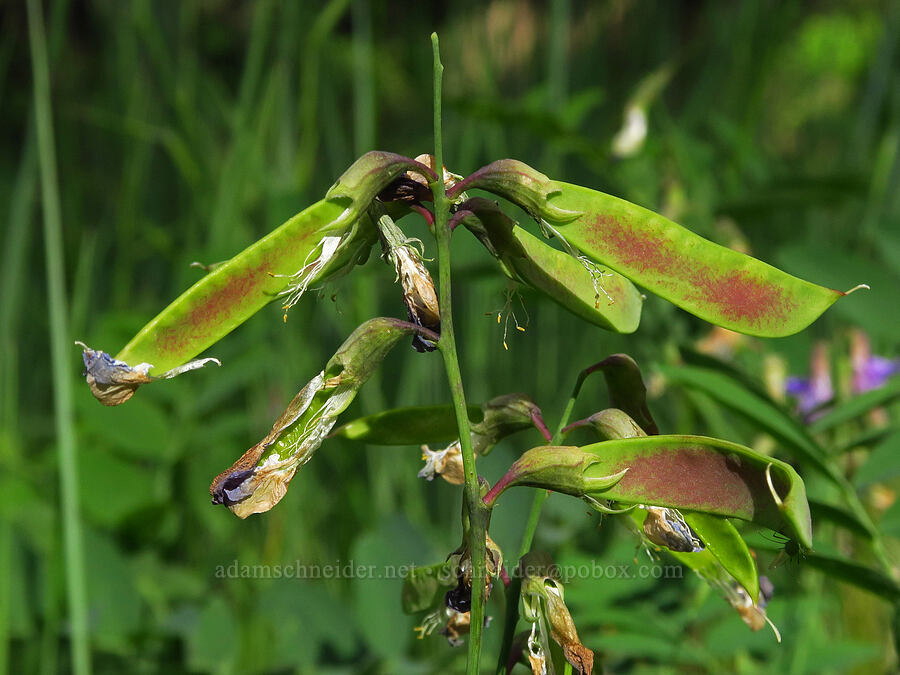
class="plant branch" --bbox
[430,32,489,675]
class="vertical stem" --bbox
[352,0,375,154]
[430,33,488,675]
[26,1,91,674]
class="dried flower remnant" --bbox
[407,153,463,191]
[418,393,547,485]
[641,506,704,553]
[419,440,465,484]
[374,203,441,351]
[711,570,780,641]
[274,235,343,322]
[77,342,220,406]
[521,575,594,675]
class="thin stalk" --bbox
[352,0,375,154]
[493,363,600,674]
[26,1,90,673]
[430,33,488,675]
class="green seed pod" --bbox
[458,198,642,333]
[452,158,864,337]
[486,435,812,549]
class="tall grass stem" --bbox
[26,0,90,672]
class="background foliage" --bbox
[3,0,900,673]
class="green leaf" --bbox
[834,424,899,455]
[803,551,900,603]
[332,404,481,445]
[808,499,873,540]
[809,378,900,435]
[658,364,836,482]
[853,429,900,488]
[543,181,856,336]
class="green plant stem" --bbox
[26,0,90,674]
[351,0,375,154]
[430,33,489,675]
[493,363,600,674]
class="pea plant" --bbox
[79,36,872,674]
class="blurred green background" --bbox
[4,0,900,673]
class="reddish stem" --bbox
[410,204,435,228]
[530,409,553,442]
[482,468,516,508]
[561,417,590,436]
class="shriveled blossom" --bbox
[419,440,464,484]
[77,342,220,406]
[374,203,441,351]
[521,574,594,674]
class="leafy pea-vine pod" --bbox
[569,407,760,602]
[99,153,435,399]
[209,317,427,518]
[484,435,812,549]
[451,159,865,337]
[458,198,642,333]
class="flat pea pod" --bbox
[492,436,811,549]
[545,181,857,337]
[116,199,377,373]
[580,435,812,548]
[580,407,758,601]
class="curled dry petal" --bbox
[373,202,441,351]
[77,342,220,406]
[522,575,594,674]
[418,441,465,485]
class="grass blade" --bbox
[26,0,90,673]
